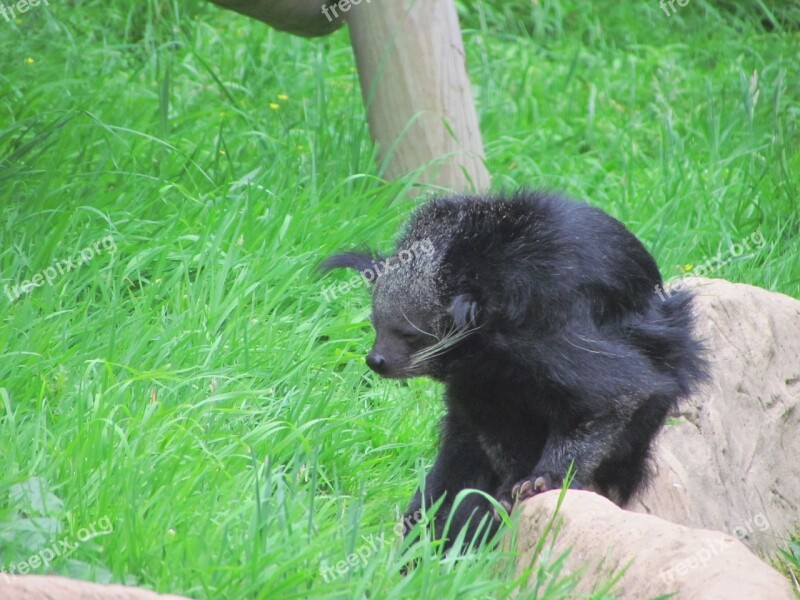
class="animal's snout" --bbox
[366,352,387,374]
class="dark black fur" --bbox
[322,191,707,550]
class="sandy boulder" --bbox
[0,575,191,599]
[517,490,795,599]
[632,277,800,554]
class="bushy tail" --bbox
[627,286,710,401]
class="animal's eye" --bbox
[390,327,426,346]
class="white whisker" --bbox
[402,311,440,341]
[411,323,483,366]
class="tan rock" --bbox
[0,575,191,599]
[632,277,800,554]
[516,490,795,600]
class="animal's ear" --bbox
[448,293,479,329]
[319,251,382,283]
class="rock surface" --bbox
[517,490,795,600]
[632,277,800,554]
[0,575,191,599]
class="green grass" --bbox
[1,0,798,598]
[779,540,800,593]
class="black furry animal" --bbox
[322,191,706,550]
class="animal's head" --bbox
[322,192,667,382]
[321,237,480,380]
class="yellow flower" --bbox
[269,103,280,110]
[683,264,693,272]
[277,94,289,101]
[24,57,35,64]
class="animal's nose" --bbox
[366,352,386,373]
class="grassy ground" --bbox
[1,0,798,598]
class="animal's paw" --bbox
[491,497,513,522]
[511,474,555,501]
[492,481,543,521]
[510,473,581,502]
[494,473,581,520]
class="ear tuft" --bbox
[449,293,479,329]
[319,251,383,282]
[319,251,374,273]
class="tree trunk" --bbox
[348,0,490,193]
[207,0,491,193]
[208,0,345,37]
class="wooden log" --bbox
[347,0,491,193]
[207,0,345,37]
[208,0,491,193]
